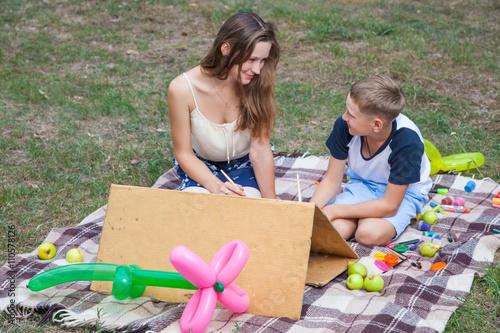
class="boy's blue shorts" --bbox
[327,175,428,238]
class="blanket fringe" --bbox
[50,308,151,333]
[32,303,150,333]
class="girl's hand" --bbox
[220,181,246,196]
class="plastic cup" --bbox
[417,221,431,231]
[441,197,454,205]
[453,197,465,206]
[464,180,476,192]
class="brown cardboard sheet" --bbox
[92,185,358,320]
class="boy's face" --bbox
[342,93,374,136]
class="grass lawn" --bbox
[1,0,499,332]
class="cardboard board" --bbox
[92,185,358,320]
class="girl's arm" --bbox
[249,131,276,199]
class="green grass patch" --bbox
[0,0,498,331]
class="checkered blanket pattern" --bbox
[1,154,499,332]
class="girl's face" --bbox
[341,93,374,136]
[229,41,272,85]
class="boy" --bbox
[311,75,432,246]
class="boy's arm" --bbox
[322,182,408,221]
[310,156,346,208]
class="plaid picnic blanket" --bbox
[2,154,500,333]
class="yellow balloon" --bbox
[423,139,484,173]
[424,139,442,175]
[440,153,485,172]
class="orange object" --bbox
[493,197,500,205]
[430,262,447,271]
[384,254,399,268]
[314,181,320,185]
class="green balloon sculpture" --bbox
[27,263,197,300]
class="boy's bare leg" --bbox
[355,218,396,246]
[331,218,358,241]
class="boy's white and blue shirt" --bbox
[326,114,432,195]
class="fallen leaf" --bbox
[126,50,140,56]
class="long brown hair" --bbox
[200,12,280,138]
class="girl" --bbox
[168,12,280,198]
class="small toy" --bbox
[424,139,484,174]
[429,202,447,215]
[422,231,441,240]
[393,244,409,253]
[447,231,458,242]
[375,260,389,272]
[389,255,410,270]
[384,254,399,268]
[409,240,425,251]
[443,208,470,213]
[388,248,422,269]
[28,240,250,333]
[417,220,432,231]
[441,197,454,205]
[395,239,421,246]
[411,213,422,223]
[430,262,446,271]
[453,197,466,206]
[375,254,400,272]
[464,180,476,192]
[429,188,448,194]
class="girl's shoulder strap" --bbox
[182,72,199,110]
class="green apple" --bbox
[422,210,438,225]
[364,274,385,292]
[38,242,57,260]
[66,248,84,263]
[419,241,441,257]
[347,260,368,278]
[346,273,364,290]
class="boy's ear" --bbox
[372,118,385,132]
[221,42,231,57]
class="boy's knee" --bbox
[355,220,395,246]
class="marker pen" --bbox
[429,188,448,194]
[443,208,470,213]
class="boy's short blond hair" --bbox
[350,74,405,121]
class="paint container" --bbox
[453,197,465,206]
[384,254,399,268]
[441,197,454,205]
[417,221,432,231]
[464,180,476,192]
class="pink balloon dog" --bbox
[170,240,250,333]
